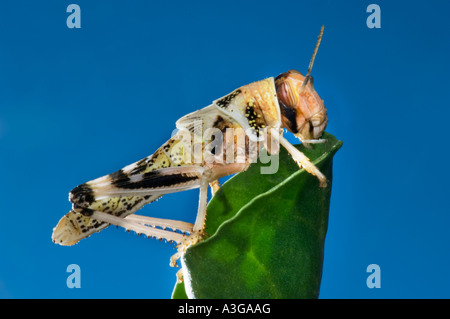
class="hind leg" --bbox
[89,209,194,244]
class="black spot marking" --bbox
[216,89,241,108]
[92,221,104,229]
[212,115,231,134]
[110,169,131,185]
[130,158,150,175]
[114,210,126,217]
[68,216,78,229]
[70,184,95,205]
[245,105,257,121]
[78,207,94,217]
[213,115,225,128]
[130,163,148,175]
[245,103,265,137]
[210,115,231,155]
[138,158,148,165]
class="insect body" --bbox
[52,26,328,279]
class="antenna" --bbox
[302,25,324,88]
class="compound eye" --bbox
[277,81,298,108]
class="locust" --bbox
[52,26,328,280]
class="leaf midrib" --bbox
[197,139,341,245]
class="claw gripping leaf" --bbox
[172,132,342,299]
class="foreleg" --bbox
[278,135,327,187]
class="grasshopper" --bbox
[52,26,328,280]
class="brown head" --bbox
[275,26,327,141]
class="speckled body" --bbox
[52,77,292,246]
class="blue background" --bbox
[0,0,449,298]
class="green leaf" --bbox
[172,132,342,299]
